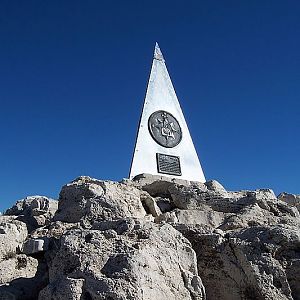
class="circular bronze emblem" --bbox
[148,110,182,148]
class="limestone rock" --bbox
[156,208,225,229]
[168,183,298,221]
[131,173,192,196]
[0,214,48,300]
[278,192,300,212]
[286,259,300,300]
[169,182,229,211]
[54,176,146,223]
[204,180,227,193]
[0,255,48,300]
[0,216,27,261]
[185,224,300,300]
[41,222,205,300]
[30,221,80,240]
[140,191,162,217]
[39,277,84,300]
[0,254,38,284]
[150,178,300,299]
[1,175,300,300]
[5,196,58,232]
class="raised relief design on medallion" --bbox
[148,110,182,148]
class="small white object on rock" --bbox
[22,238,48,255]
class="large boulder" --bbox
[54,176,147,223]
[155,182,300,300]
[166,184,299,229]
[131,173,193,197]
[39,221,205,300]
[186,224,300,300]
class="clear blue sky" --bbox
[0,1,299,212]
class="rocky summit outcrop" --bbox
[0,175,299,300]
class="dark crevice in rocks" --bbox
[84,233,93,243]
[81,291,93,300]
[227,241,247,278]
[156,197,175,213]
[64,263,78,275]
[243,286,263,300]
[141,200,151,215]
[101,254,131,278]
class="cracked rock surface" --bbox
[0,174,299,300]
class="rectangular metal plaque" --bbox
[156,153,181,176]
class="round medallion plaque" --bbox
[148,110,182,148]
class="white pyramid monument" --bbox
[129,43,205,182]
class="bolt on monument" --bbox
[129,43,205,182]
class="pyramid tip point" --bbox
[154,42,164,61]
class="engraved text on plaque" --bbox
[156,153,181,176]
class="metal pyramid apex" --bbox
[154,42,165,62]
[129,44,206,182]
